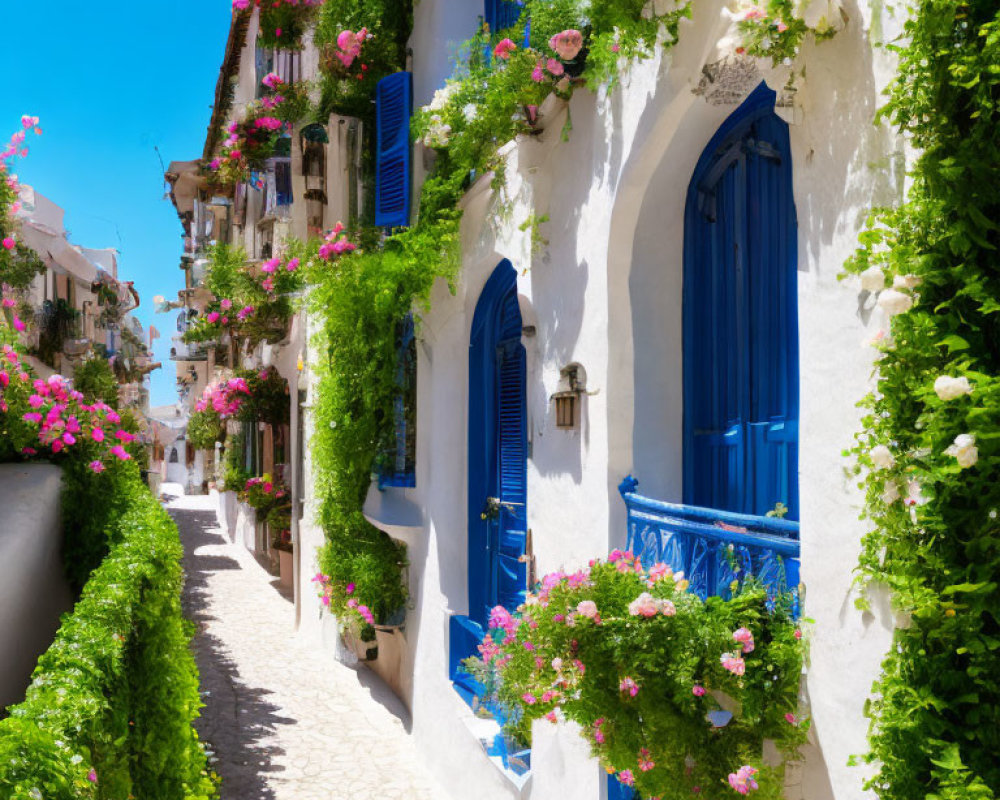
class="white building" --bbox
[185,2,906,798]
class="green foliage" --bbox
[218,427,249,492]
[35,299,80,366]
[842,2,1000,798]
[73,356,120,408]
[0,242,46,290]
[0,472,216,800]
[187,409,225,451]
[235,367,289,426]
[315,0,413,119]
[476,556,805,799]
[258,2,321,49]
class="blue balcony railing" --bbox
[617,476,800,612]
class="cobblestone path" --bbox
[165,489,441,800]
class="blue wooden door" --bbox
[683,84,799,520]
[469,261,527,629]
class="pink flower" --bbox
[546,58,565,77]
[628,592,659,617]
[262,257,280,273]
[110,445,131,461]
[229,149,243,161]
[531,61,545,82]
[733,627,755,654]
[592,718,606,743]
[619,676,639,697]
[785,713,798,725]
[619,770,635,787]
[638,748,655,772]
[210,158,221,171]
[648,562,672,582]
[494,38,517,59]
[2,237,15,250]
[545,710,558,723]
[576,600,598,619]
[207,312,220,324]
[777,21,788,32]
[692,685,706,697]
[549,29,584,60]
[221,298,232,310]
[89,460,105,473]
[744,7,765,20]
[728,765,759,795]
[1,297,14,308]
[262,72,283,89]
[287,257,300,271]
[522,693,537,705]
[794,629,802,640]
[346,582,356,594]
[87,769,98,784]
[721,652,746,676]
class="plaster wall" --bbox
[390,2,904,799]
[0,465,72,711]
[409,0,482,108]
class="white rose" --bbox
[893,274,922,290]
[945,433,978,468]
[877,288,913,316]
[870,445,895,470]
[881,481,900,505]
[425,83,459,112]
[462,103,478,123]
[860,266,885,292]
[934,375,972,402]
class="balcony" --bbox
[617,476,800,612]
[170,340,209,362]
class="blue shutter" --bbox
[684,83,799,520]
[607,774,639,800]
[379,313,417,488]
[492,333,527,615]
[375,72,412,228]
[484,0,523,33]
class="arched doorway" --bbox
[683,83,799,520]
[467,260,528,629]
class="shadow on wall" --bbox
[174,505,294,799]
[0,464,73,713]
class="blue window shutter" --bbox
[375,72,412,228]
[493,333,527,614]
[684,83,799,520]
[484,0,523,33]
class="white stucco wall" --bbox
[379,1,904,799]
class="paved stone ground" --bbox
[164,488,441,800]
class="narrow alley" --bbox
[165,487,441,800]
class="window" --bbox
[378,314,417,488]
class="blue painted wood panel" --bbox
[683,83,799,520]
[375,72,412,228]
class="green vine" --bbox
[843,2,1000,797]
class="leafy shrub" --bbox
[0,470,216,800]
[187,408,225,451]
[476,552,805,799]
[843,3,1000,798]
[73,356,120,408]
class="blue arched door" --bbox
[468,260,527,629]
[683,84,799,520]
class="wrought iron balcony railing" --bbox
[618,476,800,612]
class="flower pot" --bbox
[343,628,377,662]
[278,547,293,589]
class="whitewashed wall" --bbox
[381,1,906,799]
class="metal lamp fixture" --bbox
[551,363,591,430]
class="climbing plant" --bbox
[843,2,1000,798]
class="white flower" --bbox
[934,375,972,402]
[860,266,885,292]
[945,433,978,468]
[424,82,459,112]
[422,115,452,148]
[893,274,922,290]
[462,103,478,123]
[904,479,927,507]
[870,445,895,470]
[877,288,914,316]
[881,481,900,505]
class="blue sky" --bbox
[5,2,232,407]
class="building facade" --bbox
[175,2,906,798]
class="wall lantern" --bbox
[551,363,589,430]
